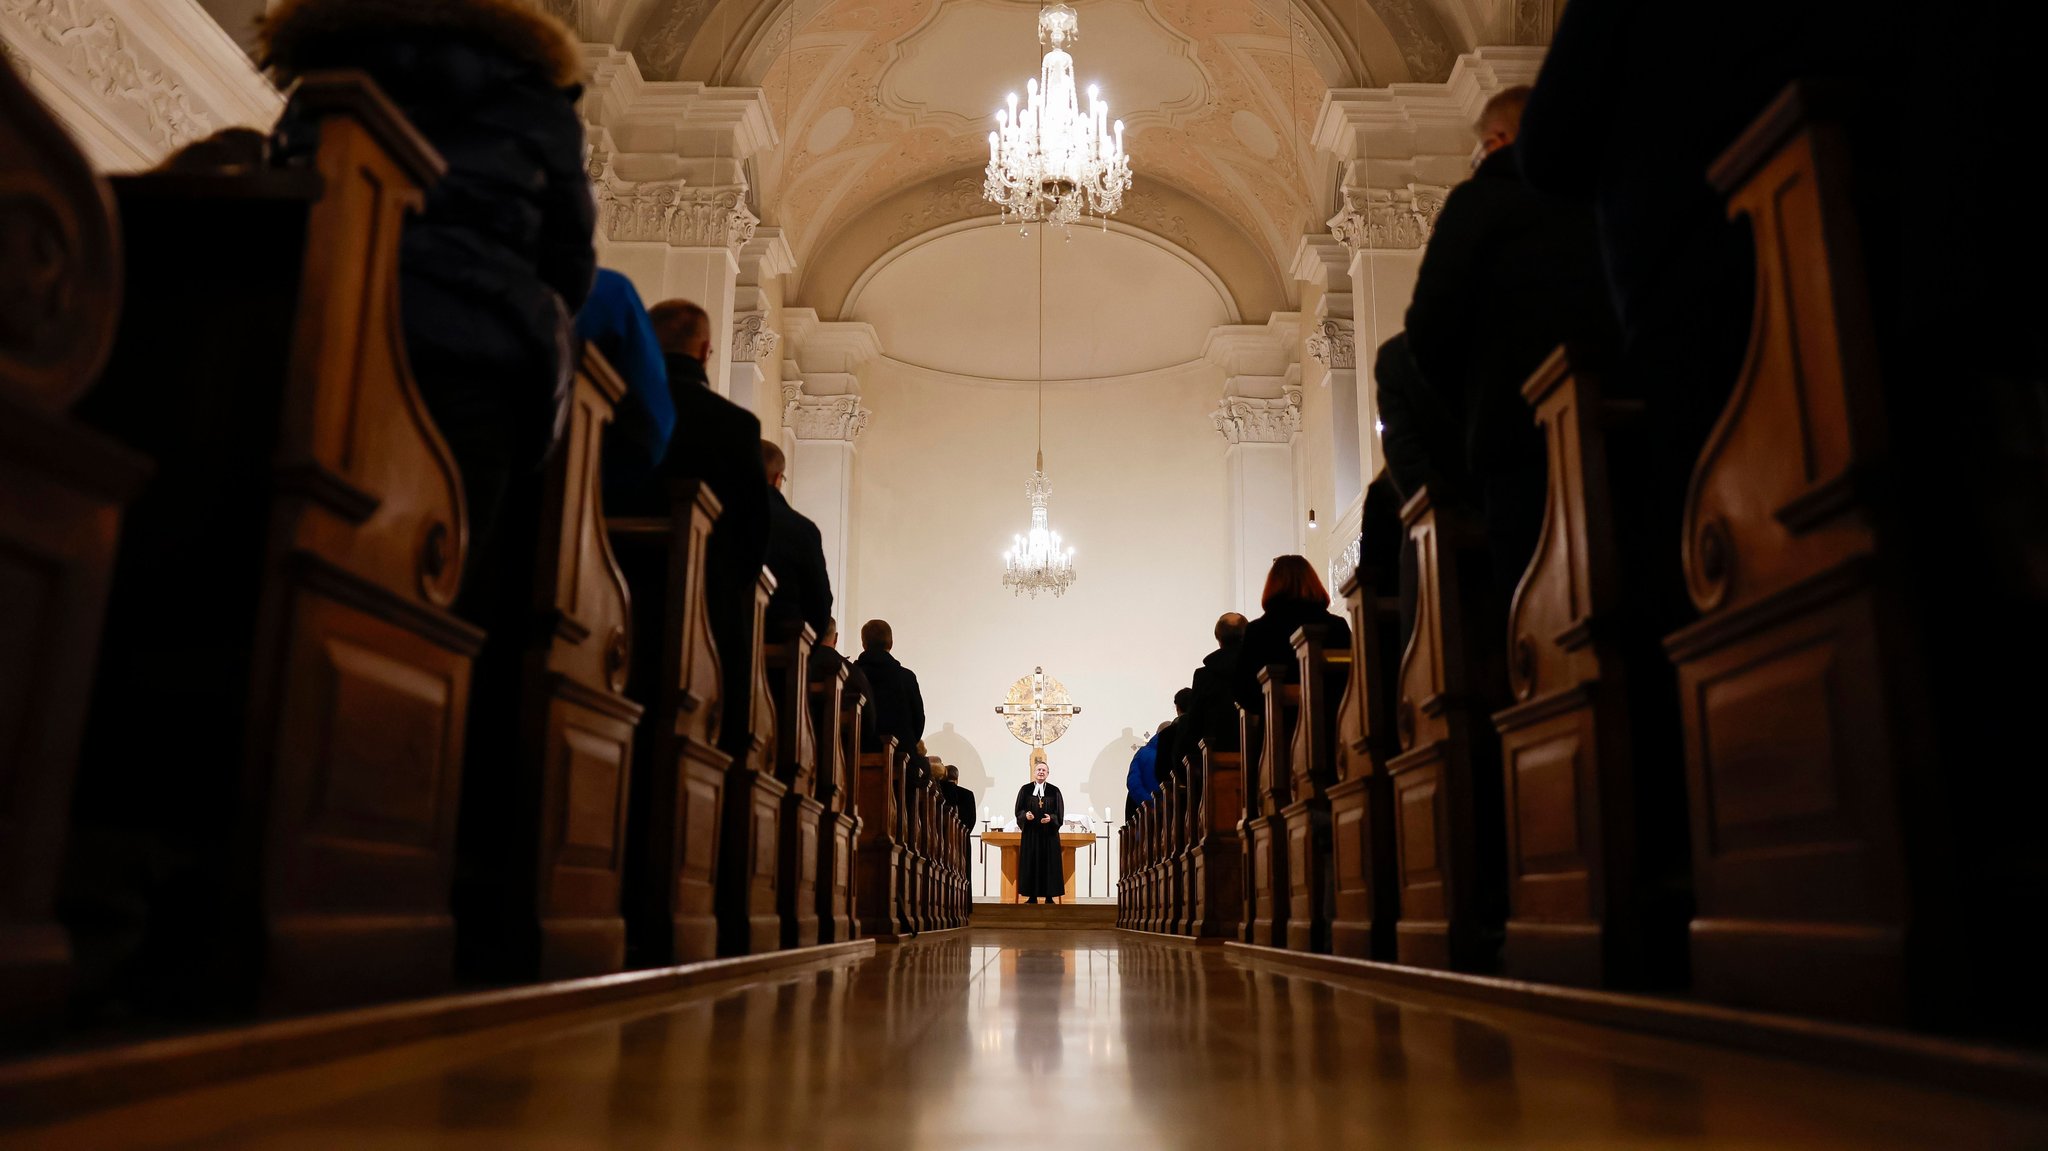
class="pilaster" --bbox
[782,310,881,621]
[1206,316,1304,613]
[582,47,776,396]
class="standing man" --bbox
[1015,752,1066,904]
[854,619,925,755]
[636,299,771,760]
[760,440,832,642]
[943,765,976,830]
[1404,85,1612,607]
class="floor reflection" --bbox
[9,929,2046,1150]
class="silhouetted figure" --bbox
[1407,86,1613,607]
[943,765,976,831]
[260,0,595,592]
[1232,556,1352,717]
[810,617,875,722]
[854,619,925,754]
[1172,613,1248,776]
[624,299,770,757]
[760,439,832,642]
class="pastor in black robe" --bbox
[1014,780,1065,901]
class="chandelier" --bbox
[983,4,1133,229]
[1001,226,1078,598]
[1002,461,1077,597]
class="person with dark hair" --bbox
[760,439,832,641]
[617,297,770,765]
[1231,556,1353,717]
[854,619,925,755]
[1171,612,1249,775]
[941,764,976,831]
[1406,84,1614,609]
[810,616,875,726]
[576,269,673,492]
[258,0,595,598]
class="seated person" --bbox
[1231,555,1352,717]
[761,440,832,642]
[1171,613,1247,774]
[260,0,596,595]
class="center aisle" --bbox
[17,931,2047,1149]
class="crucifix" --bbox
[994,666,1081,749]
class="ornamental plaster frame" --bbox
[872,0,1215,138]
[840,213,1242,353]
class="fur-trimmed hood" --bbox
[259,0,583,89]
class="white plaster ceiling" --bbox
[575,0,1551,312]
[849,221,1233,381]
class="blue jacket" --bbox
[576,269,674,489]
[1126,729,1163,810]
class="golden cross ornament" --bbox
[994,666,1080,748]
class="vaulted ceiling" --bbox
[561,0,1544,314]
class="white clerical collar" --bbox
[1033,781,1045,796]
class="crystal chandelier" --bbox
[1001,227,1078,598]
[1003,460,1077,597]
[983,4,1133,229]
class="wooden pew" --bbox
[1160,780,1184,932]
[1178,759,1202,936]
[1190,736,1247,939]
[1329,568,1403,961]
[610,480,730,966]
[1387,487,1508,972]
[1246,666,1301,948]
[0,63,152,1037]
[1490,348,1690,989]
[1664,85,1951,1023]
[767,627,820,949]
[454,349,641,981]
[807,658,856,942]
[70,75,479,1014]
[1142,795,1161,929]
[1283,626,1351,953]
[718,570,785,956]
[1235,708,1263,942]
[893,751,918,933]
[854,737,903,938]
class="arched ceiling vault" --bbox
[572,0,1533,316]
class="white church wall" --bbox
[850,356,1231,841]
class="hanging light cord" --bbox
[1037,221,1046,472]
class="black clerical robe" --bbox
[1014,782,1065,899]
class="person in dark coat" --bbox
[854,619,925,754]
[1232,556,1352,718]
[1171,613,1248,777]
[1406,86,1615,609]
[625,299,771,757]
[760,440,833,642]
[1374,334,1465,509]
[1015,754,1066,903]
[1154,688,1197,788]
[577,269,674,492]
[942,765,977,830]
[259,0,596,584]
[810,617,875,720]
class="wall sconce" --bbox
[1308,508,1319,530]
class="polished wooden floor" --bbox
[10,930,2047,1150]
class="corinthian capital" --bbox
[1212,389,1302,445]
[783,384,871,443]
[731,313,781,364]
[595,177,759,254]
[1305,319,1356,370]
[1328,184,1448,252]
